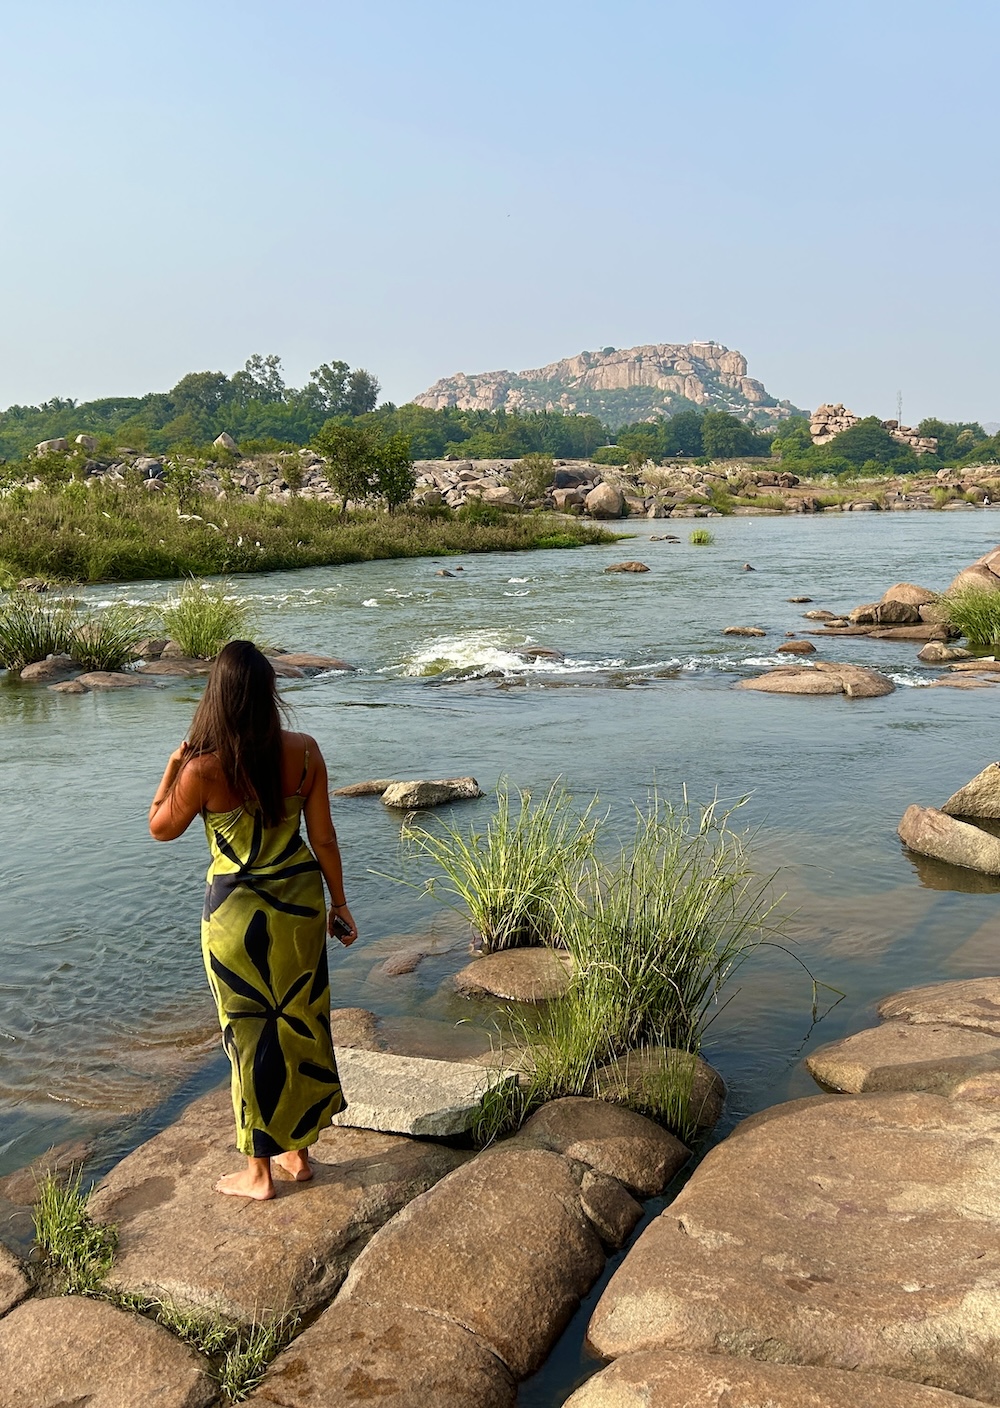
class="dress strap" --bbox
[294,745,310,796]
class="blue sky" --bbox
[1,1,996,422]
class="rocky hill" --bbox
[413,342,804,429]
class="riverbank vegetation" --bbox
[408,786,783,1142]
[940,584,1000,648]
[0,484,614,585]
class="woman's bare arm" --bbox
[302,739,357,945]
[149,744,207,841]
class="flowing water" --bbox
[3,511,1000,1400]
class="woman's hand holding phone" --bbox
[328,905,358,946]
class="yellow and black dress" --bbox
[200,781,344,1158]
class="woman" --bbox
[149,640,357,1201]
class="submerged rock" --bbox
[898,804,1000,874]
[455,949,574,1003]
[604,561,650,574]
[722,626,765,637]
[776,639,817,654]
[381,777,483,809]
[738,663,894,698]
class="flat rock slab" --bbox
[564,1350,984,1407]
[513,1097,690,1197]
[944,763,1000,819]
[722,626,766,636]
[878,976,1000,1036]
[454,948,574,1002]
[88,1086,468,1325]
[140,658,212,676]
[807,1021,1000,1095]
[605,561,650,574]
[0,1246,29,1318]
[250,1300,515,1408]
[330,1047,516,1136]
[587,1092,1000,1403]
[738,663,895,697]
[0,1295,218,1408]
[268,652,354,673]
[899,804,1000,874]
[591,1049,725,1135]
[339,1146,605,1379]
[75,670,147,689]
[333,778,398,797]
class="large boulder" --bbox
[563,1350,983,1407]
[881,582,938,607]
[19,654,77,683]
[250,1301,515,1408]
[337,1147,605,1378]
[605,561,651,574]
[590,1049,725,1135]
[0,1295,217,1407]
[213,432,237,451]
[737,663,894,698]
[946,564,1000,595]
[380,777,482,808]
[898,804,1000,874]
[269,652,354,673]
[333,778,398,797]
[454,949,574,1002]
[918,641,971,663]
[586,1092,1000,1402]
[878,976,1000,1036]
[585,484,625,519]
[34,438,69,454]
[88,1087,468,1325]
[875,599,922,625]
[807,1020,1000,1096]
[329,1048,516,1137]
[513,1097,689,1197]
[943,763,1000,818]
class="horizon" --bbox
[3,1,998,424]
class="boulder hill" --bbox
[414,342,804,430]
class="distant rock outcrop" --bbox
[414,343,803,430]
[810,403,938,455]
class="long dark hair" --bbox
[186,641,286,825]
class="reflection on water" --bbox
[3,514,1000,1189]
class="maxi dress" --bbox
[200,779,344,1158]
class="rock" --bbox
[722,626,765,637]
[776,639,816,654]
[34,437,69,454]
[513,1097,689,1197]
[943,763,1000,818]
[331,1006,384,1050]
[436,569,455,577]
[787,596,813,603]
[848,603,879,624]
[580,1170,644,1248]
[267,658,306,678]
[75,671,145,690]
[881,581,938,607]
[250,1301,516,1408]
[135,456,163,477]
[517,645,566,662]
[0,1296,218,1406]
[552,487,586,510]
[144,476,165,490]
[738,667,843,695]
[88,1086,468,1325]
[740,562,755,571]
[604,561,650,574]
[563,1351,982,1407]
[586,1092,1000,1401]
[898,804,1000,874]
[946,564,1000,595]
[48,679,88,693]
[329,1048,517,1137]
[585,484,625,519]
[338,1147,605,1378]
[878,977,1000,1036]
[454,949,574,1003]
[590,1049,725,1134]
[74,433,99,451]
[380,777,483,809]
[139,658,212,676]
[482,485,519,506]
[269,651,354,674]
[952,658,1000,672]
[19,653,77,683]
[333,779,398,797]
[875,599,922,625]
[918,641,971,662]
[871,623,949,641]
[16,578,49,592]
[807,1021,1000,1095]
[920,601,952,624]
[213,432,237,451]
[815,661,896,697]
[803,609,839,620]
[0,1246,28,1318]
[134,637,169,659]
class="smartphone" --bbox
[331,913,353,939]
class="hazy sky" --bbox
[2,1,997,422]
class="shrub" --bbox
[0,590,75,668]
[160,580,250,658]
[71,603,153,671]
[689,528,714,545]
[940,584,1000,648]
[591,445,630,465]
[509,453,555,502]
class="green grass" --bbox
[941,584,1000,647]
[0,590,76,668]
[160,579,251,657]
[71,602,153,670]
[689,528,715,545]
[32,1170,117,1294]
[0,482,617,583]
[403,780,601,951]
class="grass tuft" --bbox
[0,590,76,669]
[940,583,1000,648]
[689,527,715,545]
[32,1169,116,1294]
[160,579,251,658]
[70,603,154,671]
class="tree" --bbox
[917,418,987,462]
[701,411,769,460]
[344,369,380,417]
[833,417,913,468]
[230,354,286,406]
[660,410,704,457]
[170,371,232,417]
[312,422,383,512]
[374,433,416,510]
[771,417,813,460]
[307,361,351,414]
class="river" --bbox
[3,510,1000,1401]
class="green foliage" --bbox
[614,409,772,464]
[509,453,555,501]
[940,585,1000,648]
[689,528,714,545]
[70,604,153,671]
[374,432,417,510]
[590,445,630,465]
[0,590,75,668]
[33,1170,117,1294]
[216,1312,302,1401]
[160,580,251,658]
[701,411,773,460]
[310,422,396,511]
[770,416,813,460]
[404,781,601,951]
[917,418,988,462]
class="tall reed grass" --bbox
[0,591,75,669]
[160,580,251,658]
[689,527,715,545]
[940,583,1000,648]
[71,603,153,671]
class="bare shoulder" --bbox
[184,751,222,783]
[285,730,324,760]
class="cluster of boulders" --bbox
[810,403,939,454]
[899,763,1000,875]
[11,643,353,693]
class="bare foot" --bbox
[273,1150,313,1182]
[214,1169,275,1200]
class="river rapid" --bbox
[3,511,1000,1397]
